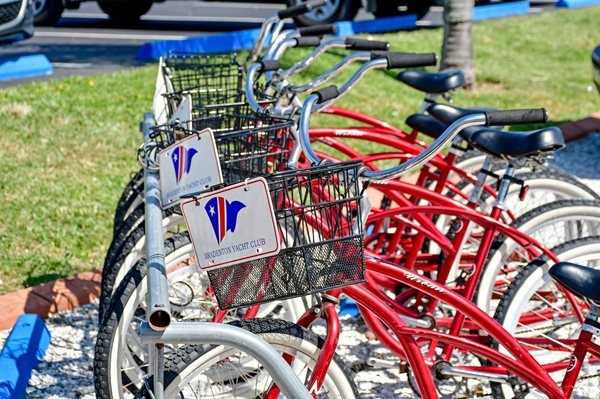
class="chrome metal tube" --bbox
[278,38,347,79]
[142,112,172,331]
[298,95,322,165]
[286,52,371,94]
[360,114,487,180]
[247,15,278,64]
[245,63,264,113]
[314,57,388,111]
[140,322,313,399]
[437,365,511,384]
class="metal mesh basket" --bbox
[207,161,366,309]
[163,53,242,94]
[162,53,271,118]
[150,108,293,184]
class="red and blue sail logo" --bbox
[171,145,198,183]
[205,196,246,244]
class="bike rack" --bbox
[139,112,311,399]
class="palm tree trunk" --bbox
[441,0,476,90]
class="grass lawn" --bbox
[0,7,599,294]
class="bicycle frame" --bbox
[294,257,598,399]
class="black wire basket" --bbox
[163,53,242,94]
[150,109,293,184]
[162,53,272,118]
[207,161,366,310]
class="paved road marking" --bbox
[35,30,188,40]
[62,12,267,23]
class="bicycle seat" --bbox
[427,103,497,126]
[405,113,484,142]
[549,262,600,303]
[396,69,465,94]
[469,127,564,159]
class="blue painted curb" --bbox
[474,1,530,21]
[137,14,417,61]
[0,54,53,82]
[339,298,360,318]
[556,0,600,7]
[0,314,51,399]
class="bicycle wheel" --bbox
[491,236,600,398]
[476,199,600,314]
[99,210,186,321]
[95,233,207,399]
[134,319,359,399]
[113,168,144,233]
[95,234,308,399]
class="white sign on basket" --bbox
[170,94,192,130]
[158,128,223,208]
[181,177,281,270]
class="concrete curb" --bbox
[0,54,53,82]
[473,1,530,21]
[136,14,417,61]
[0,271,101,330]
[556,0,600,8]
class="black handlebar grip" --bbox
[371,51,438,69]
[259,60,280,72]
[277,0,326,19]
[312,85,339,104]
[484,109,549,126]
[298,24,338,37]
[295,36,321,48]
[345,38,389,51]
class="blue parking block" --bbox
[137,14,417,61]
[339,298,360,318]
[0,314,51,399]
[556,0,600,7]
[474,1,530,21]
[0,54,53,82]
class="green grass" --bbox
[0,7,599,293]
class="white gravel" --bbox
[1,132,598,398]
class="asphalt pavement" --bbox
[0,1,552,88]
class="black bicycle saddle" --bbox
[469,127,564,159]
[549,262,600,304]
[396,69,465,94]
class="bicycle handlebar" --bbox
[295,36,322,47]
[277,0,327,19]
[371,51,437,69]
[298,91,548,179]
[298,23,338,37]
[346,38,390,51]
[484,109,548,126]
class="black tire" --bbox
[98,0,154,22]
[95,233,200,399]
[113,169,144,234]
[372,0,434,20]
[491,236,600,398]
[134,319,360,399]
[476,199,600,314]
[285,0,360,26]
[99,207,185,322]
[32,0,64,26]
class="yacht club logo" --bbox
[205,196,246,244]
[171,145,198,183]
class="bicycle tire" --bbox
[134,319,359,399]
[491,236,600,398]
[99,210,185,322]
[476,199,600,314]
[95,233,206,399]
[113,169,144,234]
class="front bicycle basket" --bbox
[207,161,366,309]
[150,110,293,184]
